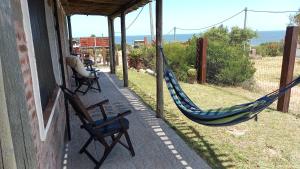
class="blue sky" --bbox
[71,0,300,37]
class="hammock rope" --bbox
[159,46,300,126]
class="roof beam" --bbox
[62,0,150,16]
[110,0,147,18]
[68,0,121,6]
[70,0,125,4]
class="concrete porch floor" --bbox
[63,71,211,169]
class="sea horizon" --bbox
[74,30,287,46]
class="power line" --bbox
[126,6,144,30]
[114,7,145,34]
[248,9,299,13]
[166,27,174,35]
[116,8,299,35]
[176,9,245,31]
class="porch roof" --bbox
[61,0,151,17]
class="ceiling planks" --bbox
[62,0,150,17]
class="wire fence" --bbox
[252,33,300,116]
[161,8,300,116]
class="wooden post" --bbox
[121,12,128,87]
[196,38,207,84]
[277,26,299,112]
[156,0,164,118]
[53,0,71,140]
[108,17,116,74]
[67,15,73,53]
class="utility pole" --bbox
[244,7,247,29]
[243,7,248,51]
[173,27,176,41]
[149,2,154,42]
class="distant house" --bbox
[133,37,148,48]
[74,37,110,62]
[79,37,109,48]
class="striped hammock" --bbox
[160,47,300,126]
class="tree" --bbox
[290,10,300,25]
[229,26,257,47]
[289,9,300,40]
[90,34,96,37]
[201,26,256,85]
[203,25,229,43]
[203,26,256,49]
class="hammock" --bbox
[159,47,300,126]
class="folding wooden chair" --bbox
[61,87,135,169]
[71,67,101,95]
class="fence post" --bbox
[277,26,299,112]
[196,38,207,84]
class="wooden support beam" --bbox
[277,26,299,112]
[108,17,116,74]
[0,141,3,168]
[196,38,207,84]
[67,15,73,53]
[156,0,164,118]
[121,12,128,87]
[53,0,71,140]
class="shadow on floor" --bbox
[165,112,235,169]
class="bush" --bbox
[129,48,143,59]
[128,48,144,69]
[140,46,156,70]
[163,43,192,82]
[207,41,256,85]
[187,68,197,84]
[137,26,256,86]
[187,68,197,77]
[255,41,284,57]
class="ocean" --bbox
[114,30,300,57]
[114,30,287,46]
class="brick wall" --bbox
[14,0,69,168]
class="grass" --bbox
[116,66,300,169]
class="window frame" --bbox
[21,0,62,141]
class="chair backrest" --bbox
[66,55,93,78]
[71,67,81,79]
[61,87,94,124]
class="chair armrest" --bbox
[93,110,131,129]
[89,69,100,72]
[86,99,109,110]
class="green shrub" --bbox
[207,41,256,85]
[187,68,197,77]
[163,43,192,82]
[137,26,256,86]
[129,48,143,59]
[255,41,283,57]
[140,46,156,70]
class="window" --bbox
[27,0,56,111]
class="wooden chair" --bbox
[61,87,135,169]
[71,67,101,95]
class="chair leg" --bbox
[79,136,93,154]
[111,135,115,141]
[75,84,83,93]
[94,148,111,169]
[94,133,122,169]
[124,131,135,156]
[83,82,92,95]
[95,78,101,92]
